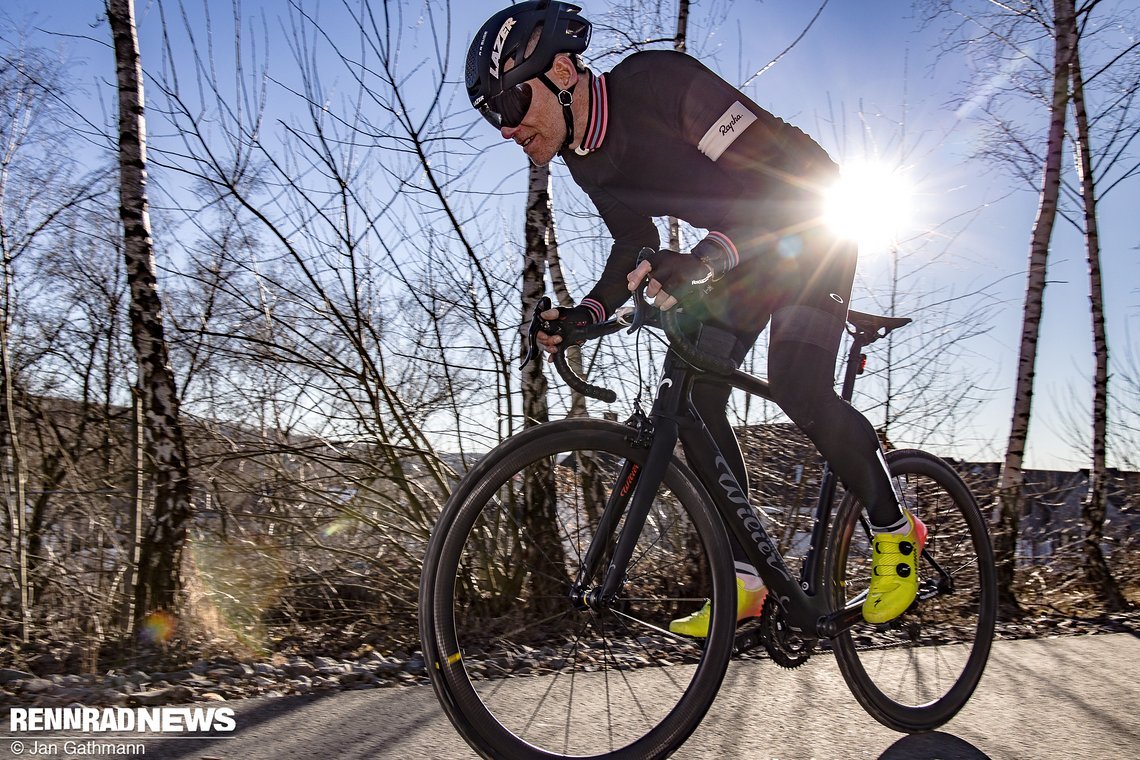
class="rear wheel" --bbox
[420,419,735,759]
[827,449,997,732]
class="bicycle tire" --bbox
[420,418,735,759]
[827,448,997,732]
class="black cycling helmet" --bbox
[466,1,591,148]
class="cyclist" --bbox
[465,0,926,631]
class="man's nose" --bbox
[501,124,520,140]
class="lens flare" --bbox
[139,610,176,646]
[824,161,914,251]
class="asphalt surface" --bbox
[4,632,1137,759]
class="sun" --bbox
[823,161,914,252]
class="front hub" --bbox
[570,585,605,612]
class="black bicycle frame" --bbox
[579,328,877,639]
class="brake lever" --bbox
[520,295,553,369]
[627,247,656,334]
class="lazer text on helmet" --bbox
[490,18,516,79]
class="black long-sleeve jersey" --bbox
[563,50,841,326]
[562,51,902,539]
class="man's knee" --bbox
[771,380,828,435]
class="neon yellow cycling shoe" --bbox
[668,575,767,638]
[863,509,929,624]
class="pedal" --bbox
[917,578,942,601]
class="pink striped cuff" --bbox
[581,298,606,323]
[704,231,739,268]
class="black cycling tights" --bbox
[689,337,903,565]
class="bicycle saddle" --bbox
[846,309,912,338]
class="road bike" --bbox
[419,282,997,759]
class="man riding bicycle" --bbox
[465,0,926,631]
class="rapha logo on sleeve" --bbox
[697,101,758,161]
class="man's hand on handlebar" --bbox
[537,304,597,358]
[626,249,713,311]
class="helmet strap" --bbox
[539,72,575,153]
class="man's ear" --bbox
[551,53,580,90]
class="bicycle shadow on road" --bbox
[139,684,470,760]
[880,732,991,760]
[133,690,343,759]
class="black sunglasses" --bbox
[479,82,534,129]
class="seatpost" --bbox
[838,329,868,404]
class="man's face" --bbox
[499,57,573,167]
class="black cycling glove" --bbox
[644,249,716,295]
[541,304,599,342]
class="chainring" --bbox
[760,595,816,669]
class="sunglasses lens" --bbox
[478,104,502,128]
[494,83,533,128]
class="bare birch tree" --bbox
[107,0,194,625]
[1066,0,1137,609]
[921,0,1078,614]
[992,0,1075,616]
[120,0,523,632]
[926,0,1138,610]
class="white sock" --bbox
[871,513,909,535]
[734,562,765,591]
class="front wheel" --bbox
[419,419,735,759]
[827,449,997,732]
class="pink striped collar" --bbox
[573,72,608,155]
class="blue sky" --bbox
[8,0,1138,470]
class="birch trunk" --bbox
[995,0,1074,617]
[526,163,605,533]
[519,162,569,608]
[523,163,553,430]
[107,0,194,625]
[1070,29,1127,610]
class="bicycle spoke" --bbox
[601,623,655,730]
[608,609,699,694]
